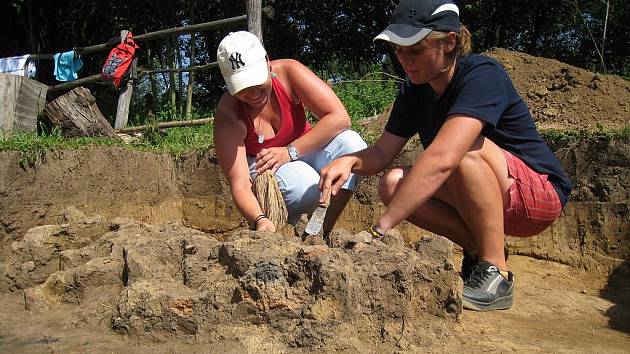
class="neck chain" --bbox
[256,104,267,144]
[244,95,271,144]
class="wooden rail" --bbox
[48,61,219,94]
[77,15,247,56]
[116,117,214,134]
[27,15,247,60]
[36,0,264,131]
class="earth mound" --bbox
[364,49,629,133]
[486,48,630,131]
[4,209,461,352]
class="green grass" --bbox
[0,131,121,167]
[540,124,630,146]
[3,120,627,169]
[0,123,215,167]
[331,71,401,127]
[139,122,214,155]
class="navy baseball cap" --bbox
[374,0,460,46]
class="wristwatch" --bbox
[287,143,300,161]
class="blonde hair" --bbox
[427,25,472,58]
[427,25,472,71]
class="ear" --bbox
[443,32,457,54]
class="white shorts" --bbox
[248,129,367,223]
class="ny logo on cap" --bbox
[229,53,245,70]
[408,9,417,17]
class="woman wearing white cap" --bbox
[319,0,571,311]
[214,31,367,235]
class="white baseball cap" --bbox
[217,31,269,95]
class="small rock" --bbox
[542,107,559,117]
[533,87,549,98]
[184,244,197,255]
[381,229,404,247]
[21,261,35,273]
[61,206,87,223]
[302,234,326,246]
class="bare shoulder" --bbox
[270,58,304,70]
[215,93,246,137]
[270,59,313,79]
[270,59,322,102]
[216,93,239,122]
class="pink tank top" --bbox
[240,75,311,155]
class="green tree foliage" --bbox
[1,0,628,123]
[459,0,629,74]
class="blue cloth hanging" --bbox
[54,50,83,81]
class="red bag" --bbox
[101,32,139,88]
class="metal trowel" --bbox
[304,197,330,236]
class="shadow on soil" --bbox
[602,260,630,334]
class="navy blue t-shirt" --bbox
[385,54,572,206]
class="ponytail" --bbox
[428,24,473,59]
[456,25,472,58]
[427,25,473,72]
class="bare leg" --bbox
[379,137,513,270]
[444,137,510,269]
[379,168,478,252]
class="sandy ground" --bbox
[452,255,630,353]
[0,255,628,353]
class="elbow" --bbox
[425,149,460,176]
[337,110,352,131]
[341,119,351,131]
[442,154,463,175]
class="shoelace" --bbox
[465,265,492,288]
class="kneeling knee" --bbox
[337,130,368,154]
[451,150,484,177]
[378,168,404,205]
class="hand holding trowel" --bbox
[304,190,331,236]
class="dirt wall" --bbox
[1,139,628,274]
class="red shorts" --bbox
[502,150,562,237]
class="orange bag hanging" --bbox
[101,31,140,88]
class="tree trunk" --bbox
[44,87,118,138]
[186,0,197,120]
[177,43,184,116]
[246,0,263,44]
[146,46,160,115]
[167,38,177,117]
[26,0,37,53]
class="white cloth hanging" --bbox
[0,55,36,78]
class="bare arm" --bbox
[214,95,274,231]
[253,59,351,174]
[319,131,408,200]
[282,59,351,156]
[376,115,485,231]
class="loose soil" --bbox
[0,49,628,352]
[487,48,630,131]
[1,253,628,353]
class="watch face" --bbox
[288,144,298,160]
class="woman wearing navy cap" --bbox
[319,0,571,311]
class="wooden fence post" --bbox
[114,29,136,129]
[246,0,263,43]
